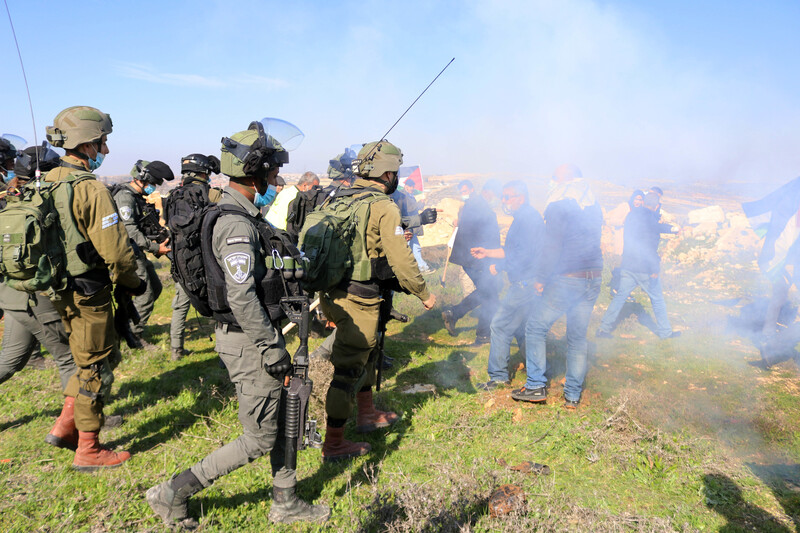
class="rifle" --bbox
[280,295,322,470]
[113,285,141,349]
[141,203,169,244]
[375,290,409,391]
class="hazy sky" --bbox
[3,0,800,184]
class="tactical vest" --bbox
[202,204,304,325]
[53,172,97,278]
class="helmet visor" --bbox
[1,134,28,152]
[257,118,304,152]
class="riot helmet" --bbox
[130,159,175,187]
[220,118,303,178]
[14,143,62,179]
[181,153,220,176]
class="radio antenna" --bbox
[4,0,41,179]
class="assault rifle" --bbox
[141,203,169,244]
[113,284,141,349]
[375,290,409,391]
[280,295,322,469]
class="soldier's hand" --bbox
[534,282,544,295]
[419,207,438,225]
[157,238,172,256]
[404,230,413,242]
[125,278,148,297]
[422,294,436,310]
[266,351,293,380]
[489,264,498,276]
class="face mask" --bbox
[461,195,470,202]
[2,170,14,182]
[254,184,277,208]
[143,184,156,195]
[88,152,104,171]
[384,173,399,195]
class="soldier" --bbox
[0,137,18,192]
[166,153,221,361]
[147,121,329,528]
[319,140,436,462]
[0,144,77,390]
[112,160,174,349]
[42,106,145,470]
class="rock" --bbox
[401,384,436,394]
[694,221,719,237]
[489,485,526,517]
[727,212,750,229]
[687,205,725,226]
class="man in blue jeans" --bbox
[471,181,544,391]
[597,193,680,339]
[516,164,603,408]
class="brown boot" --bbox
[321,426,370,462]
[45,397,79,451]
[72,431,131,472]
[356,390,400,433]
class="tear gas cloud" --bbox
[2,0,800,187]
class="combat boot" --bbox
[171,347,190,361]
[268,486,330,524]
[146,469,204,529]
[45,396,79,451]
[72,431,131,472]
[356,390,400,433]
[321,426,370,462]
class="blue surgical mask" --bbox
[143,184,156,195]
[254,184,278,208]
[88,152,104,171]
[3,170,15,182]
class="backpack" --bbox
[163,182,215,316]
[0,175,93,293]
[297,188,389,293]
[202,204,305,323]
[285,185,328,241]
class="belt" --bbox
[563,270,602,279]
[338,280,380,299]
[217,322,243,333]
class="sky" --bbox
[3,0,800,185]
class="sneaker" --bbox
[595,329,613,339]
[472,336,490,347]
[441,308,458,337]
[564,399,580,410]
[511,386,547,403]
[476,380,511,391]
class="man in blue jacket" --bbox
[597,193,680,339]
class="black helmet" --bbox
[0,138,17,162]
[131,159,175,186]
[14,143,62,178]
[181,153,220,175]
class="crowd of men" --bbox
[0,105,686,528]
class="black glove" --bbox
[419,207,438,225]
[265,351,293,379]
[126,278,148,297]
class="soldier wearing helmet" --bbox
[166,153,221,361]
[147,120,330,528]
[42,105,145,471]
[0,137,20,192]
[318,140,436,462]
[111,160,175,350]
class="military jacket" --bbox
[44,156,140,289]
[212,186,285,365]
[113,183,160,255]
[352,179,430,301]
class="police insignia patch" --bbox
[224,252,252,284]
[119,205,132,221]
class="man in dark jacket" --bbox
[516,164,602,408]
[442,180,503,345]
[597,193,679,339]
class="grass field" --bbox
[2,253,800,532]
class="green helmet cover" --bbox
[46,106,113,149]
[355,140,403,178]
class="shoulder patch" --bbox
[226,236,250,245]
[394,226,404,235]
[119,205,132,221]
[224,252,252,284]
[101,213,119,229]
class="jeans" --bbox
[598,270,672,338]
[452,264,501,338]
[409,235,429,271]
[487,282,536,382]
[525,276,601,401]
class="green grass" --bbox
[2,255,800,531]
